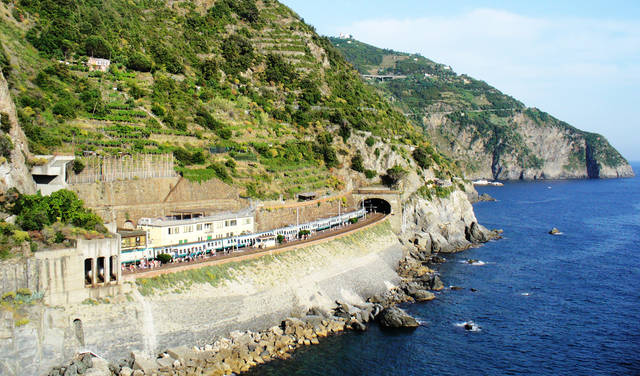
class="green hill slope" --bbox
[330,37,634,180]
[0,0,459,200]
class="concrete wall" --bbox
[0,256,38,297]
[255,194,357,231]
[0,220,404,376]
[1,237,123,306]
[71,177,244,227]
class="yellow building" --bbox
[137,208,255,249]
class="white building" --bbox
[87,57,111,72]
[137,208,255,249]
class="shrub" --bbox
[264,53,296,86]
[16,288,32,296]
[412,147,433,169]
[382,165,407,188]
[276,234,285,243]
[217,128,232,140]
[0,43,10,76]
[156,253,173,264]
[364,169,377,179]
[349,218,358,224]
[0,112,10,133]
[222,34,254,76]
[0,134,12,161]
[11,231,30,243]
[1,291,16,301]
[12,190,104,232]
[209,162,232,184]
[365,136,375,147]
[126,52,153,72]
[351,154,364,173]
[52,100,77,119]
[72,159,85,174]
[298,229,310,238]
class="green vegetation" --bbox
[1,0,432,199]
[11,189,104,232]
[331,38,629,173]
[0,188,106,259]
[382,165,407,188]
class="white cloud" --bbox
[334,9,640,159]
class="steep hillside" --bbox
[330,37,634,180]
[0,0,461,200]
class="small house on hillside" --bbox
[87,57,110,72]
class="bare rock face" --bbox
[0,71,36,194]
[377,307,419,328]
[403,190,488,253]
[425,110,634,181]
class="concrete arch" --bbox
[361,198,392,214]
[353,189,402,233]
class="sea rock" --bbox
[450,286,464,291]
[119,367,133,376]
[549,228,561,235]
[377,307,419,328]
[412,290,435,302]
[466,221,490,243]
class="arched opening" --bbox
[362,198,392,214]
[123,220,135,230]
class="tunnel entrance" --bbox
[362,198,392,214]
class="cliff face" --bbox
[425,110,634,180]
[331,38,634,181]
[0,71,35,194]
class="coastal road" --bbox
[123,212,387,280]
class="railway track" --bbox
[124,212,387,280]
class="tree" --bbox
[222,34,254,76]
[84,36,112,58]
[156,253,173,264]
[126,52,153,72]
[412,147,433,169]
[264,54,296,86]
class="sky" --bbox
[280,0,640,161]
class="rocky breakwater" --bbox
[62,300,386,376]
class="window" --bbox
[225,220,237,227]
[196,224,203,231]
[205,223,212,230]
[184,225,193,233]
[243,218,252,225]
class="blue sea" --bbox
[248,163,640,376]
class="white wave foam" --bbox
[461,260,487,266]
[520,292,531,296]
[454,321,481,332]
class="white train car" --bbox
[123,209,367,265]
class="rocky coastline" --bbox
[48,207,501,376]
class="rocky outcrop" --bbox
[402,190,500,254]
[0,71,35,194]
[377,307,419,328]
[425,111,634,181]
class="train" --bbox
[120,208,367,265]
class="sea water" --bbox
[248,163,640,375]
